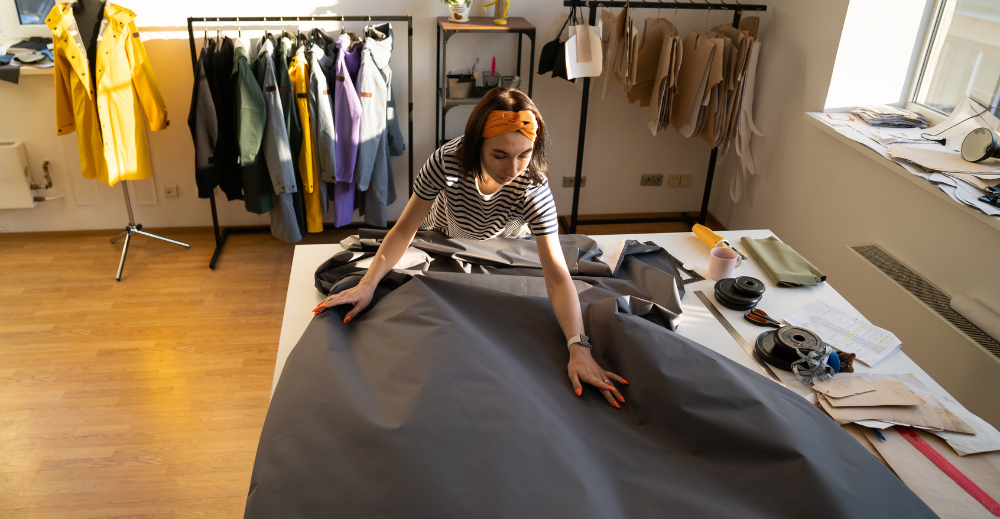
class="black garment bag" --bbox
[538,5,578,82]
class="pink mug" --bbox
[708,247,742,280]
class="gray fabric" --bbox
[244,233,935,518]
[254,39,297,196]
[308,49,337,185]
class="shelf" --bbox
[437,16,535,33]
[438,87,491,108]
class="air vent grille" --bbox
[852,245,1000,359]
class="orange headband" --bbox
[482,110,537,142]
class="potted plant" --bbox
[443,0,472,23]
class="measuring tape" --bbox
[896,426,1000,516]
[694,290,784,387]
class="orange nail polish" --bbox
[617,395,625,403]
[613,401,620,409]
[575,388,582,397]
[621,379,629,385]
[343,316,352,324]
[607,386,615,391]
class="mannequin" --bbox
[72,0,106,82]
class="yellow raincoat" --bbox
[46,3,168,187]
[289,49,324,233]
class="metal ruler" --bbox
[694,291,785,387]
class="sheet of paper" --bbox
[813,376,877,398]
[890,144,1000,175]
[862,427,1000,519]
[783,300,901,367]
[825,380,927,407]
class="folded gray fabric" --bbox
[741,236,827,287]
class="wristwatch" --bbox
[567,334,592,350]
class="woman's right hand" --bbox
[313,279,376,323]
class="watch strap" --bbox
[567,334,591,350]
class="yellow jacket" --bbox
[46,3,169,187]
[289,49,324,233]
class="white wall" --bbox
[0,0,752,233]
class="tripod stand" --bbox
[110,181,190,281]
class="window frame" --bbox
[0,0,54,40]
[907,0,1000,120]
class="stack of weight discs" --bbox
[754,326,840,373]
[713,276,765,310]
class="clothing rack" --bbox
[560,1,766,234]
[186,15,414,269]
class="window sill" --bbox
[804,112,1000,234]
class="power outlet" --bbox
[562,176,587,188]
[679,175,693,187]
[163,185,178,197]
[0,224,6,232]
[666,174,681,187]
[640,174,663,187]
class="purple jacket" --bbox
[333,35,363,227]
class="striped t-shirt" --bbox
[413,137,559,240]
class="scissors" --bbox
[743,308,783,328]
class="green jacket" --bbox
[232,44,271,214]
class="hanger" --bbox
[237,16,241,38]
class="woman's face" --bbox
[480,131,533,186]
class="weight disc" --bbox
[732,276,766,297]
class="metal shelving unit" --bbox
[435,17,536,147]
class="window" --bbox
[913,0,1000,115]
[0,0,52,39]
[14,0,52,25]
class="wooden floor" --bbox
[0,221,718,517]
[0,227,354,518]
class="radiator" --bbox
[837,244,1000,428]
[0,141,36,209]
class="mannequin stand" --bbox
[110,181,190,281]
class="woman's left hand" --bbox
[567,344,627,408]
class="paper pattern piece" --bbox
[816,393,964,432]
[824,380,927,407]
[857,374,997,454]
[862,427,1000,519]
[813,376,877,398]
[783,301,901,367]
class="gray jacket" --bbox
[354,23,404,227]
[308,49,337,185]
[253,39,297,196]
[255,38,301,244]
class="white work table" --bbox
[272,230,951,403]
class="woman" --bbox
[315,87,626,408]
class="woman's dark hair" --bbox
[457,87,549,186]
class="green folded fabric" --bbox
[740,236,826,287]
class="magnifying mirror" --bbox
[961,127,1000,162]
